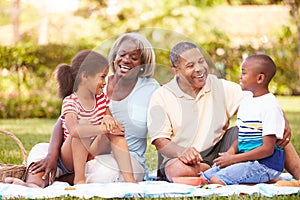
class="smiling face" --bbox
[173,47,208,96]
[239,60,258,92]
[240,55,277,96]
[87,66,109,95]
[114,39,142,79]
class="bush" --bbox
[0,43,95,118]
[0,68,61,118]
[1,34,300,119]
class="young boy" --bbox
[200,54,285,185]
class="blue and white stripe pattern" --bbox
[236,118,263,153]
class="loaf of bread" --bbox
[275,180,300,187]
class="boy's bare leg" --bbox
[209,175,225,185]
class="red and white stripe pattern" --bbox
[60,93,110,140]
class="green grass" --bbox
[0,96,300,199]
[277,96,300,153]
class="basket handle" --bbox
[0,129,27,166]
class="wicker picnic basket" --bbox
[0,129,27,182]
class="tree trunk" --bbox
[285,0,300,84]
[226,0,232,5]
[11,0,20,43]
[292,3,300,84]
[38,0,49,45]
[38,15,48,45]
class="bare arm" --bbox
[47,119,63,159]
[214,135,277,168]
[28,118,64,184]
[101,108,124,133]
[276,114,291,147]
[65,113,124,138]
[226,139,239,155]
[153,138,202,165]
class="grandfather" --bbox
[147,41,299,182]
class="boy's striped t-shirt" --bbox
[236,119,263,152]
[236,93,285,172]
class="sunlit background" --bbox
[1,0,300,119]
[0,0,292,46]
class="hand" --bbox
[276,117,292,148]
[107,122,125,136]
[28,155,58,185]
[213,152,235,168]
[102,115,119,132]
[116,122,125,132]
[178,147,202,165]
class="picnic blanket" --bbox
[0,173,299,199]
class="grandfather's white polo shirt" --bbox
[148,74,244,152]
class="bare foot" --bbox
[74,180,86,185]
[196,162,211,179]
[199,162,211,172]
[73,177,86,185]
[5,177,40,188]
[199,175,209,185]
[267,176,279,184]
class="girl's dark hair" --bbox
[55,50,108,99]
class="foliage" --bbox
[0,43,94,118]
[1,29,300,119]
[0,42,93,72]
[0,90,61,119]
[1,1,300,118]
[0,0,11,26]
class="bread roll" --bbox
[275,180,300,187]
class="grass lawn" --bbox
[0,96,300,199]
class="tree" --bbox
[11,0,20,43]
[284,0,300,84]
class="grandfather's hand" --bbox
[178,147,202,165]
[276,116,292,148]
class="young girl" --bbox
[55,50,136,184]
